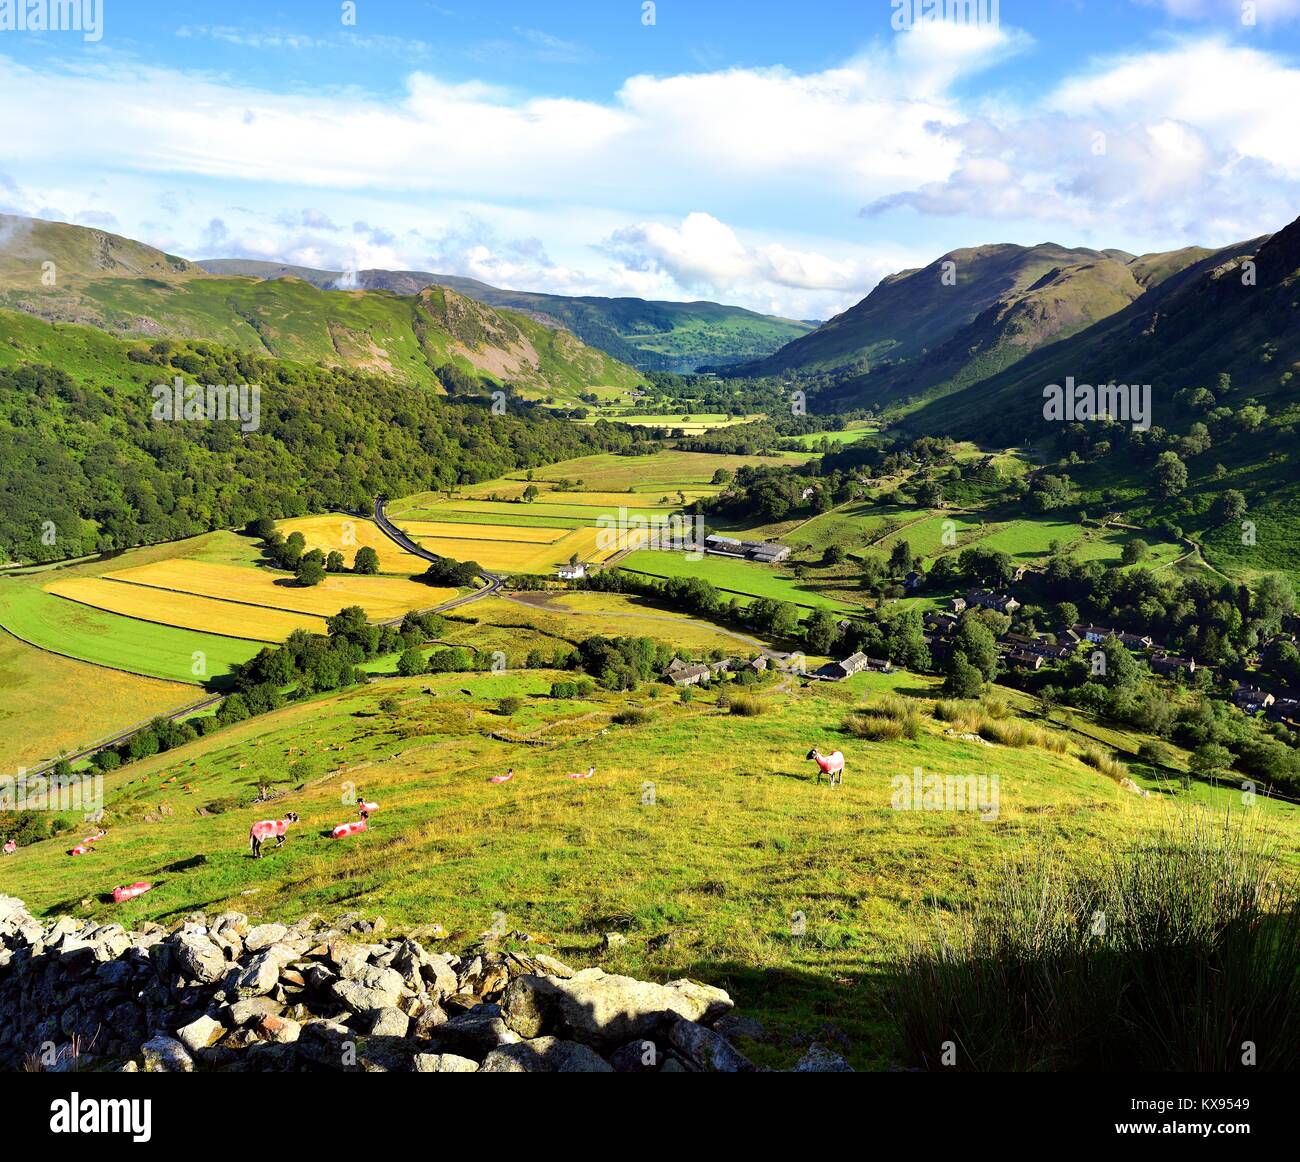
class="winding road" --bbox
[372,497,505,614]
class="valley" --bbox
[2,210,1298,1078]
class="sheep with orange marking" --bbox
[248,812,300,859]
[806,748,845,788]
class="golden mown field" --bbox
[44,578,327,643]
[105,560,452,619]
[276,515,429,575]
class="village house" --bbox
[1232,685,1276,714]
[1116,631,1155,651]
[556,563,587,580]
[817,652,870,681]
[965,589,1021,614]
[904,570,923,593]
[1005,648,1045,671]
[1074,624,1113,644]
[666,663,711,687]
[924,611,960,636]
[1150,653,1199,677]
[745,656,769,674]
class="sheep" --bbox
[248,812,300,859]
[807,748,845,788]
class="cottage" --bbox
[1005,648,1044,671]
[950,596,968,613]
[745,656,769,674]
[864,657,894,673]
[1116,631,1154,651]
[903,570,923,593]
[1150,653,1198,677]
[1232,685,1275,713]
[556,563,587,580]
[819,652,870,681]
[966,589,1021,614]
[1074,624,1113,644]
[666,663,711,687]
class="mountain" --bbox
[0,307,643,563]
[738,242,1214,413]
[0,215,644,405]
[199,258,815,373]
[905,228,1280,440]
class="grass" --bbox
[892,812,1300,1070]
[442,592,759,659]
[0,630,198,772]
[5,666,1293,1068]
[0,580,261,687]
[620,549,859,613]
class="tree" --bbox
[943,650,984,698]
[1120,539,1149,565]
[354,546,380,575]
[296,553,326,586]
[522,484,539,502]
[397,647,427,677]
[888,539,913,576]
[1054,601,1080,632]
[1189,742,1233,779]
[325,550,346,573]
[1154,452,1187,499]
[1210,490,1247,527]
[711,468,733,485]
[955,618,998,681]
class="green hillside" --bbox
[0,216,643,404]
[200,258,815,373]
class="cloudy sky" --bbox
[2,0,1299,320]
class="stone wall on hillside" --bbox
[0,896,851,1073]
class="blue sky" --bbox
[2,0,1300,318]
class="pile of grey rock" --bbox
[0,895,851,1072]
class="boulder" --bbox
[792,1044,854,1072]
[668,1019,756,1072]
[502,969,733,1047]
[369,1007,410,1038]
[244,923,288,953]
[175,1014,225,1053]
[480,1037,614,1073]
[413,1052,479,1072]
[330,965,404,1014]
[424,1004,520,1059]
[140,1035,194,1073]
[173,932,227,985]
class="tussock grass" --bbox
[1078,745,1128,780]
[891,811,1300,1071]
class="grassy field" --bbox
[444,591,768,658]
[0,630,198,772]
[0,581,261,686]
[511,449,812,492]
[105,560,452,620]
[4,666,1293,1068]
[781,425,879,449]
[620,550,860,613]
[579,412,764,434]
